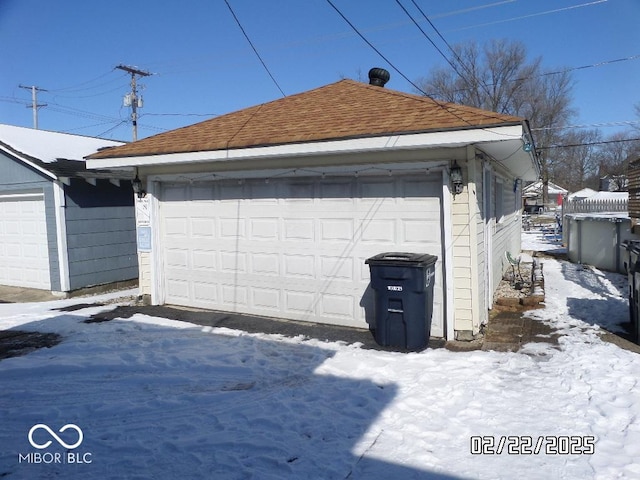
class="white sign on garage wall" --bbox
[136,196,151,252]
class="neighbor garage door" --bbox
[0,191,51,289]
[159,175,444,336]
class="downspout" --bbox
[52,180,70,292]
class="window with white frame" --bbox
[495,177,504,223]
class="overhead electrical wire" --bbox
[421,54,640,100]
[393,0,468,83]
[539,137,640,150]
[325,0,427,96]
[324,0,520,136]
[47,69,126,93]
[394,0,496,102]
[223,0,286,97]
[532,120,640,131]
[452,0,608,32]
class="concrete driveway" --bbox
[0,285,59,303]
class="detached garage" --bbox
[0,124,139,294]
[88,72,539,340]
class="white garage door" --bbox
[0,192,51,289]
[159,175,444,336]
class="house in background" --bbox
[0,124,138,294]
[88,71,539,341]
[522,180,568,213]
[599,174,628,192]
[567,187,597,201]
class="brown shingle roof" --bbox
[89,79,523,159]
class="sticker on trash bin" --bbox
[387,286,403,291]
[426,269,435,288]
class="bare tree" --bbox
[552,129,602,191]
[596,131,640,189]
[417,39,575,202]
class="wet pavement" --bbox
[1,284,638,356]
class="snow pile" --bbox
[0,263,639,478]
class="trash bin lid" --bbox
[365,252,437,267]
[626,240,640,254]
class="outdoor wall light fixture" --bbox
[514,178,523,192]
[522,132,533,153]
[132,173,146,199]
[450,161,464,195]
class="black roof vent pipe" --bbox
[368,67,390,87]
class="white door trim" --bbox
[441,168,454,341]
[52,181,70,292]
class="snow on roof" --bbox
[522,180,568,196]
[0,123,124,164]
[587,191,628,201]
[568,188,597,199]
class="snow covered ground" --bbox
[0,227,639,479]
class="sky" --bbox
[0,228,639,478]
[1,0,639,144]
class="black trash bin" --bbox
[365,252,437,351]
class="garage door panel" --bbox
[251,287,281,311]
[361,219,396,243]
[320,219,354,242]
[250,253,280,275]
[319,256,353,280]
[220,218,245,238]
[220,284,248,308]
[283,219,314,241]
[320,293,355,320]
[284,254,315,278]
[220,251,247,272]
[193,282,217,302]
[249,218,279,240]
[0,194,50,289]
[160,175,444,335]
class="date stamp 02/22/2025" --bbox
[470,436,596,455]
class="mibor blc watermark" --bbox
[19,424,92,465]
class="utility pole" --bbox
[116,65,151,141]
[18,85,47,129]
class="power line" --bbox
[431,1,517,19]
[324,0,516,134]
[393,0,468,82]
[452,0,608,32]
[422,53,640,98]
[539,137,640,150]
[396,0,496,103]
[141,112,218,118]
[223,0,285,97]
[47,70,127,93]
[532,120,640,131]
[50,82,129,100]
[325,0,426,95]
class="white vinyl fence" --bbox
[562,198,628,214]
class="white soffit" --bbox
[87,125,524,169]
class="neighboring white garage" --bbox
[0,191,51,289]
[158,174,444,337]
